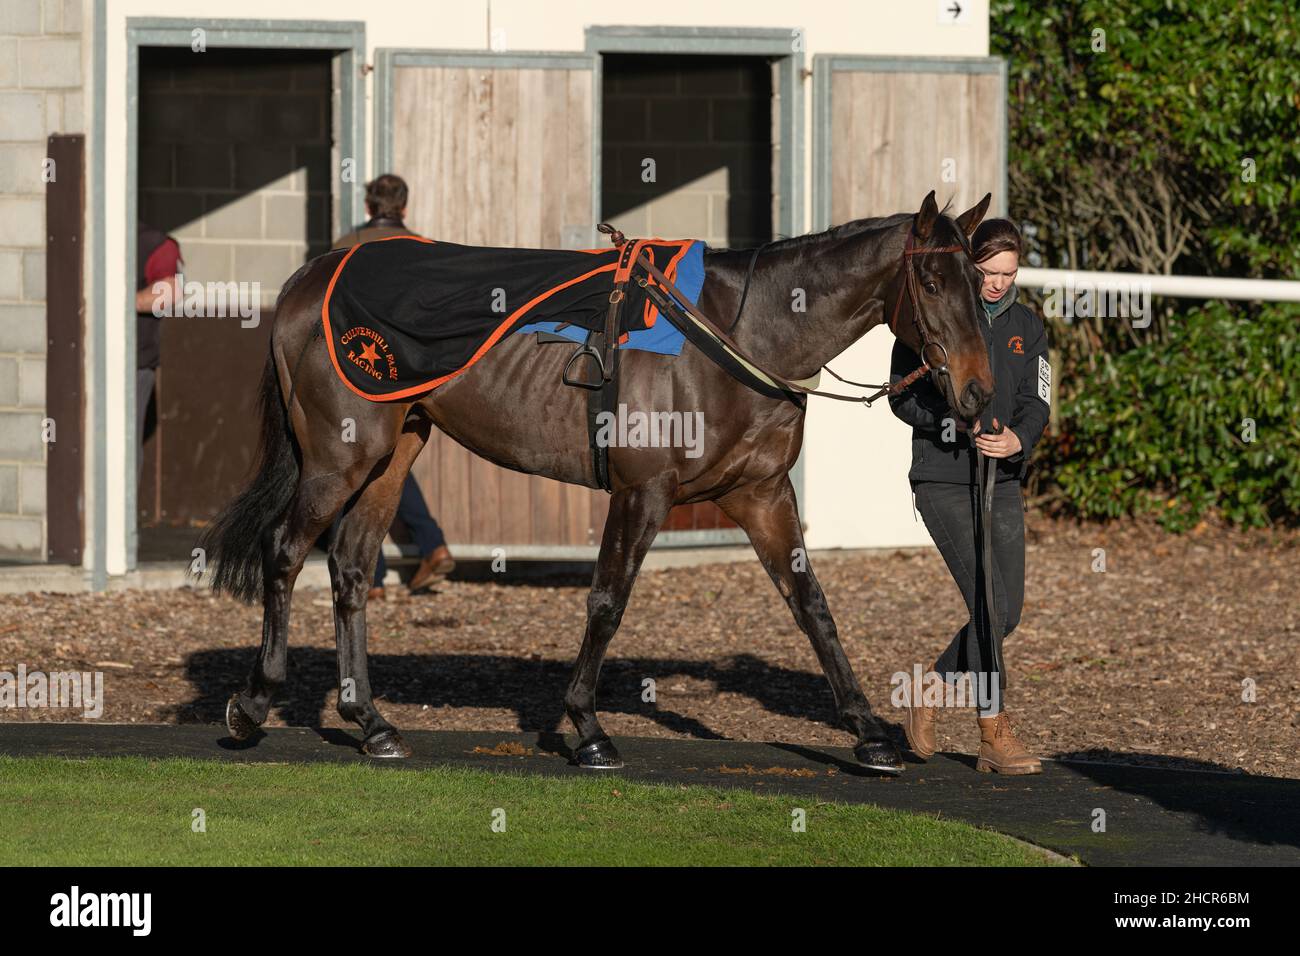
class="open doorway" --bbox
[601,53,773,250]
[600,52,775,534]
[135,47,337,561]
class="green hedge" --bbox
[1045,302,1300,529]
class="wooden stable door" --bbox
[812,55,1008,228]
[380,51,605,549]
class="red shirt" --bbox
[142,238,182,289]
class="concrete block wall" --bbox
[601,54,773,249]
[137,49,334,308]
[0,0,83,560]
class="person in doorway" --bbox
[333,173,418,248]
[888,218,1051,774]
[332,174,455,600]
[135,222,183,483]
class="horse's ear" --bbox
[914,190,939,241]
[955,192,993,238]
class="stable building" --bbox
[0,0,1006,587]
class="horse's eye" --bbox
[923,280,938,295]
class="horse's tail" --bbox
[198,350,300,603]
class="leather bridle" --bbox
[862,229,968,402]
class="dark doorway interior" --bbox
[136,47,336,562]
[601,53,775,534]
[601,54,773,249]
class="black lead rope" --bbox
[976,443,1007,696]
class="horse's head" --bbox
[890,191,996,423]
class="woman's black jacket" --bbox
[887,285,1051,485]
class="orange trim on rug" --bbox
[320,235,437,403]
[641,239,694,329]
[323,234,621,402]
[405,261,620,399]
[322,235,696,403]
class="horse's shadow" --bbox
[1052,753,1300,855]
[164,648,854,743]
[168,645,1300,854]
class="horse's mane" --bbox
[707,199,970,257]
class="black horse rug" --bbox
[322,235,703,401]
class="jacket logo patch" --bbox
[1008,335,1024,354]
[1037,355,1051,404]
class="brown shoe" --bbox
[976,712,1042,775]
[367,586,386,602]
[902,677,940,759]
[408,545,455,593]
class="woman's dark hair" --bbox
[365,174,409,221]
[971,218,1022,264]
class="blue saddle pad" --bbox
[514,240,704,355]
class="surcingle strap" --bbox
[601,239,645,380]
[586,331,620,491]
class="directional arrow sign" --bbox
[937,0,972,24]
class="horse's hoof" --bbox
[854,739,904,775]
[363,729,412,759]
[573,738,623,770]
[225,694,259,742]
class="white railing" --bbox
[1017,267,1300,303]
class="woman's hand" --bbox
[972,417,1022,459]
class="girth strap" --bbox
[586,329,620,491]
[549,326,620,492]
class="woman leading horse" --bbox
[202,192,997,775]
[892,218,1051,773]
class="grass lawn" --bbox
[0,756,1063,866]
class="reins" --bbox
[596,222,965,406]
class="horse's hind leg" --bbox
[565,478,676,769]
[718,474,904,774]
[328,418,431,757]
[227,470,360,739]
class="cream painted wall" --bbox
[93,0,990,573]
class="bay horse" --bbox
[202,190,995,774]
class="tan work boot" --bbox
[408,545,455,593]
[367,586,386,602]
[976,712,1042,775]
[902,678,940,759]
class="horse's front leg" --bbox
[565,477,677,768]
[719,474,904,774]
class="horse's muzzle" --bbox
[957,378,993,421]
